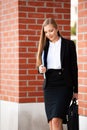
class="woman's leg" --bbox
[51,117,63,130]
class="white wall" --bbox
[0,101,67,130]
[79,116,87,130]
[0,100,18,130]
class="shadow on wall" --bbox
[18,111,32,130]
[18,111,49,130]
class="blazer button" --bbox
[62,68,64,71]
[59,72,62,75]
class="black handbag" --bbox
[67,98,79,130]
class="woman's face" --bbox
[44,24,58,43]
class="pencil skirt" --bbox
[43,69,73,123]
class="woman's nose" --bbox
[47,33,51,37]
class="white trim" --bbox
[79,116,87,130]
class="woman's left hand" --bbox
[73,93,78,100]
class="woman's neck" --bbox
[50,36,60,43]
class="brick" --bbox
[64,3,70,8]
[84,94,87,101]
[19,30,36,35]
[84,64,87,70]
[37,87,43,91]
[29,92,43,97]
[84,79,87,85]
[78,56,87,63]
[78,34,84,41]
[57,20,70,25]
[55,8,70,13]
[28,1,44,7]
[37,97,44,102]
[23,75,36,80]
[46,14,62,19]
[19,42,36,47]
[28,59,36,64]
[78,107,83,115]
[19,7,35,12]
[78,3,84,10]
[28,25,41,30]
[84,17,87,24]
[19,24,26,29]
[28,70,37,74]
[19,98,36,103]
[79,87,87,93]
[28,13,44,19]
[19,81,27,86]
[78,10,87,17]
[78,41,87,48]
[29,81,43,86]
[78,26,87,33]
[19,58,26,64]
[46,2,62,7]
[37,75,44,80]
[28,48,37,53]
[84,34,87,40]
[19,48,27,52]
[19,53,35,58]
[63,26,70,30]
[19,87,36,92]
[28,36,39,41]
[64,14,70,19]
[18,1,26,6]
[37,8,53,13]
[19,19,36,24]
[19,92,27,97]
[78,63,83,70]
[19,70,26,74]
[79,72,87,78]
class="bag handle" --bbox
[72,98,78,105]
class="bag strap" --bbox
[72,98,78,105]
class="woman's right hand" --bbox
[39,64,46,74]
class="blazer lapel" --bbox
[44,39,49,68]
[61,37,66,68]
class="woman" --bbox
[36,18,78,130]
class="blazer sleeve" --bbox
[70,41,78,93]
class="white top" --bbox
[47,37,61,69]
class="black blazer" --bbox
[43,37,78,93]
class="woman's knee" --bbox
[52,117,62,127]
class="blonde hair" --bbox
[36,18,58,68]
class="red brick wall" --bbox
[0,0,71,103]
[78,0,87,116]
[0,0,19,102]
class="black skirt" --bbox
[43,69,73,124]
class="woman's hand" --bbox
[73,93,78,100]
[39,64,46,74]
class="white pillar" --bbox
[79,116,87,130]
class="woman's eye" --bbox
[50,29,53,32]
[44,29,53,34]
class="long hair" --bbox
[36,18,60,68]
